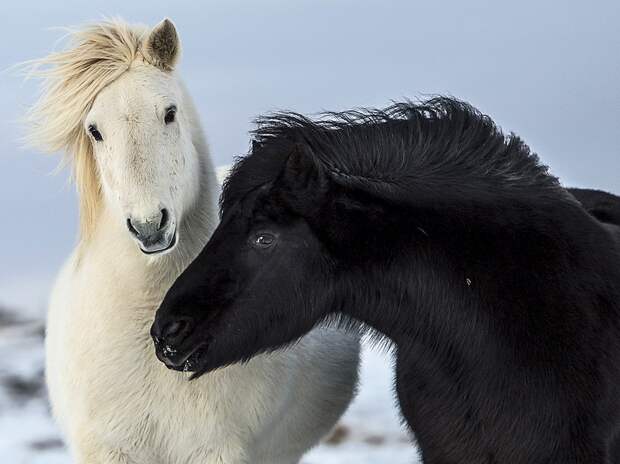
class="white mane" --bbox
[24,20,153,241]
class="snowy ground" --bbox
[0,304,419,464]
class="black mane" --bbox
[222,97,567,215]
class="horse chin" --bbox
[187,346,222,380]
[158,336,212,374]
[185,336,245,380]
[187,351,236,380]
[139,229,178,255]
[188,361,214,380]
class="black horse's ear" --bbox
[282,143,328,197]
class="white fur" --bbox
[31,19,359,464]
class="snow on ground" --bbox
[305,345,419,463]
[0,304,419,463]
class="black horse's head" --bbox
[151,140,346,376]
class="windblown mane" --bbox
[24,20,149,241]
[222,98,567,214]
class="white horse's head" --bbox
[84,20,198,254]
[27,19,203,255]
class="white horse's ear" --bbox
[143,19,180,71]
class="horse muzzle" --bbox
[126,207,178,254]
[150,317,210,372]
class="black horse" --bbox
[571,188,620,226]
[152,98,620,463]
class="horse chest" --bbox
[49,267,255,458]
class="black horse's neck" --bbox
[320,158,618,364]
[240,98,620,462]
[317,156,620,461]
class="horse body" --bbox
[154,98,620,463]
[373,199,620,463]
[571,188,620,226]
[30,19,359,464]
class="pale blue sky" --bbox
[1,0,619,309]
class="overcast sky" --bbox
[1,0,618,310]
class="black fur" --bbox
[570,188,620,226]
[153,98,620,463]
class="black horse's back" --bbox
[612,437,620,464]
[570,188,620,226]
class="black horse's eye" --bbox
[252,232,276,249]
[164,106,177,124]
[88,124,103,142]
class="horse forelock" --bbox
[23,19,151,242]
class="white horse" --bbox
[26,19,360,464]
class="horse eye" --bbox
[164,106,176,124]
[252,232,276,248]
[88,125,103,142]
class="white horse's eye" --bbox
[88,124,103,142]
[164,106,177,125]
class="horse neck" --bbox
[333,182,616,351]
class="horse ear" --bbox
[143,19,180,71]
[282,144,329,199]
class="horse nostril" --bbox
[159,208,170,231]
[126,208,171,240]
[127,217,140,237]
[161,319,192,344]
